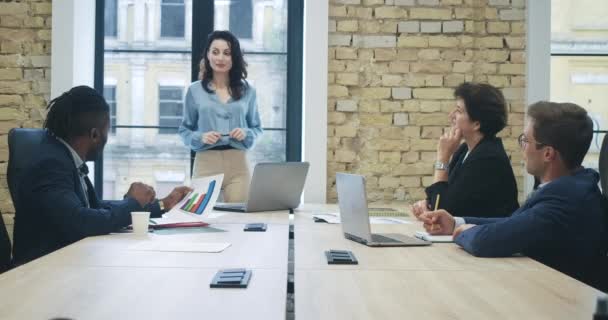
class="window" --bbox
[96,0,302,199]
[229,0,253,39]
[160,0,185,38]
[104,0,117,37]
[158,86,184,134]
[103,86,117,134]
[551,0,608,172]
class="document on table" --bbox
[312,213,410,224]
[414,231,453,243]
[128,241,231,253]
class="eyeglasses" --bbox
[518,133,547,149]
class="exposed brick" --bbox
[0,68,21,80]
[397,35,429,48]
[329,34,352,46]
[374,48,397,61]
[375,7,406,19]
[412,88,453,100]
[32,3,52,15]
[0,3,29,15]
[488,0,509,5]
[498,63,525,75]
[418,49,440,60]
[499,9,525,21]
[421,22,442,33]
[359,87,391,99]
[336,47,358,60]
[427,35,459,47]
[409,8,452,20]
[336,73,359,85]
[394,0,415,5]
[410,61,452,73]
[398,21,420,33]
[475,36,503,48]
[337,20,359,32]
[329,6,348,17]
[392,87,412,100]
[443,20,464,33]
[353,35,396,48]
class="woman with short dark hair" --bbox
[179,31,262,202]
[412,82,519,219]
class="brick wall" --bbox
[0,0,52,239]
[327,0,526,202]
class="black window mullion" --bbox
[286,0,304,162]
[94,0,106,197]
[190,1,215,175]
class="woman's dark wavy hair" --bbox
[44,85,109,140]
[199,30,248,100]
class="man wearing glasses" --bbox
[420,101,608,288]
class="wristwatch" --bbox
[434,161,448,171]
[158,199,166,212]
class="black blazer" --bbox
[12,132,162,265]
[425,136,519,218]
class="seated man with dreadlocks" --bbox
[12,86,192,265]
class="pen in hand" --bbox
[431,194,440,232]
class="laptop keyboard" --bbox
[370,234,402,243]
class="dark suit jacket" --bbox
[12,132,162,265]
[425,136,519,218]
[456,168,608,285]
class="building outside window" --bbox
[551,0,608,173]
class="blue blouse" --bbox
[178,81,263,152]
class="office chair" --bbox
[596,133,608,293]
[3,128,47,272]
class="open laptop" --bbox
[336,173,431,247]
[213,162,309,212]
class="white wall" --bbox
[301,0,328,204]
[51,0,96,98]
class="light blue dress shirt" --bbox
[178,80,263,152]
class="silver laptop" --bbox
[336,173,431,247]
[213,162,309,212]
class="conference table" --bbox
[0,204,602,320]
[294,204,602,320]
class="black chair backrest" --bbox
[2,128,46,272]
[7,128,46,207]
[600,133,608,197]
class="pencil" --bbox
[431,195,440,231]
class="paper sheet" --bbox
[313,213,410,224]
[155,174,224,223]
[414,231,453,243]
[128,241,231,253]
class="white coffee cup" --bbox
[131,211,151,235]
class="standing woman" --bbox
[179,31,262,202]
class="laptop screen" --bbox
[336,173,373,242]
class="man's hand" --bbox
[412,200,430,221]
[419,209,456,235]
[453,224,476,238]
[161,186,193,210]
[126,182,156,207]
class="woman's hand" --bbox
[437,127,463,162]
[229,128,246,141]
[202,131,222,145]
